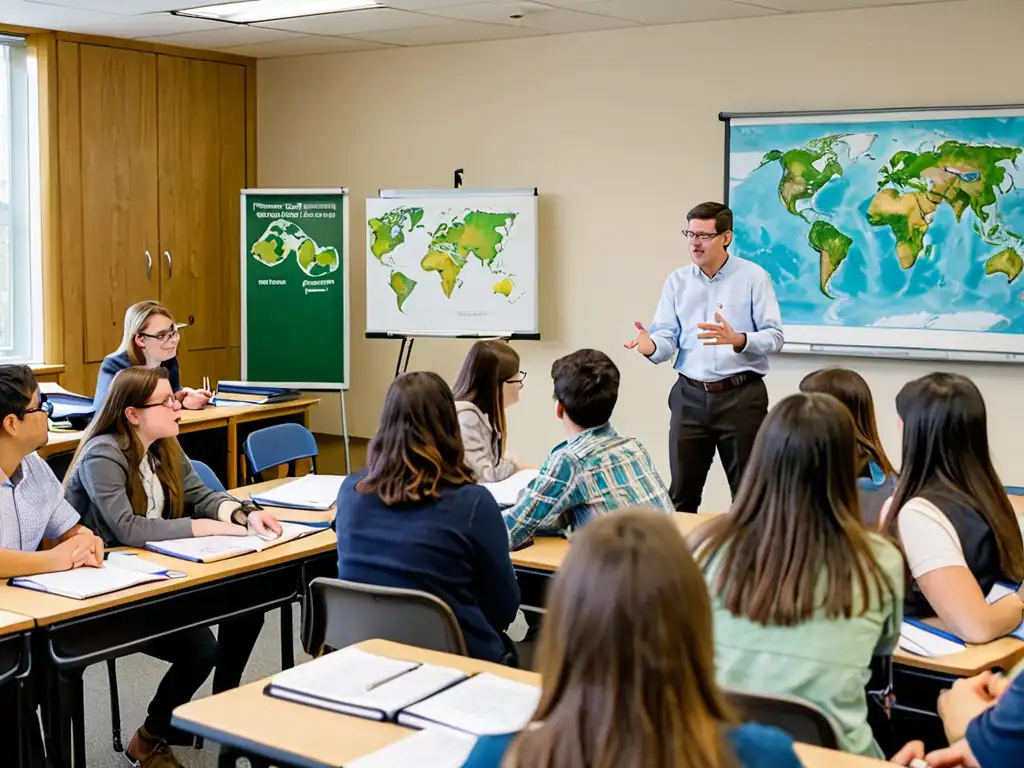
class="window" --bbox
[0,36,42,363]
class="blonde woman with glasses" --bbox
[94,300,212,412]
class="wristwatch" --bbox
[230,500,261,527]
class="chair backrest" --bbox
[243,423,319,479]
[1005,485,1024,496]
[303,577,468,658]
[724,689,840,749]
[190,459,225,492]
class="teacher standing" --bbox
[626,202,783,512]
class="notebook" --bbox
[212,382,301,405]
[10,562,168,600]
[143,521,323,563]
[481,470,540,508]
[396,673,541,735]
[898,619,967,658]
[346,728,479,768]
[985,581,1024,640]
[263,647,469,721]
[249,475,346,511]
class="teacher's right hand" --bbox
[624,321,656,356]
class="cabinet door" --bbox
[77,45,160,366]
[157,56,245,380]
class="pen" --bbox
[365,667,417,691]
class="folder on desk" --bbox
[40,383,95,429]
[249,475,345,511]
[898,619,967,657]
[143,521,323,563]
[263,647,469,721]
[10,563,168,600]
[212,382,301,406]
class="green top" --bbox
[700,533,904,758]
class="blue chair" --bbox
[191,459,226,492]
[243,423,319,482]
[1005,485,1024,496]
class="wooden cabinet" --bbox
[56,40,250,395]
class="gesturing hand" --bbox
[624,321,656,356]
[697,312,746,350]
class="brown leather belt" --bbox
[680,371,762,393]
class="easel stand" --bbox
[339,389,351,474]
[395,337,415,377]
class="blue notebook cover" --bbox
[903,617,966,647]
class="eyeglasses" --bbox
[134,395,180,410]
[24,392,53,418]
[138,327,180,344]
[682,230,725,242]
[507,371,527,385]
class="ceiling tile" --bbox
[258,7,447,34]
[381,0,494,7]
[23,0,251,12]
[424,2,639,33]
[143,25,299,49]
[219,34,393,57]
[70,13,231,38]
[750,0,947,9]
[540,0,778,24]
[349,19,542,45]
[0,0,120,29]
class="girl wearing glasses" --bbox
[64,366,281,768]
[452,339,528,483]
[93,300,212,413]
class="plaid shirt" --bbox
[503,423,673,549]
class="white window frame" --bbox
[0,35,43,363]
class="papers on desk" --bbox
[397,672,541,735]
[985,581,1024,640]
[143,521,323,563]
[212,382,301,406]
[481,469,539,508]
[899,619,967,658]
[264,647,469,721]
[249,474,345,511]
[10,562,167,600]
[347,728,478,768]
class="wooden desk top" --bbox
[894,618,1024,676]
[0,609,34,636]
[511,512,721,572]
[172,639,886,768]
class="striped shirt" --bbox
[503,423,673,549]
[0,453,80,551]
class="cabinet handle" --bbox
[164,250,172,279]
[145,250,152,281]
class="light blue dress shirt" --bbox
[647,255,783,382]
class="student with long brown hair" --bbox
[799,367,897,526]
[461,509,801,768]
[334,371,520,664]
[693,392,903,758]
[64,366,282,768]
[882,372,1024,644]
[452,339,526,482]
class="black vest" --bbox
[904,487,1006,618]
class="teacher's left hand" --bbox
[697,312,746,349]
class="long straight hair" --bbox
[65,366,185,519]
[885,372,1024,581]
[799,367,896,477]
[451,340,520,457]
[511,509,737,768]
[117,300,175,366]
[694,392,896,626]
[356,371,475,505]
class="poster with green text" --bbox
[241,188,349,389]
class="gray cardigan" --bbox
[64,434,236,547]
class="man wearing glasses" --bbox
[625,202,783,513]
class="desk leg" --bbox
[227,418,239,489]
[57,669,85,768]
[280,603,295,670]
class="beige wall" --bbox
[258,0,1024,512]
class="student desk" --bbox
[172,638,888,768]
[0,485,337,768]
[0,610,36,766]
[38,396,322,489]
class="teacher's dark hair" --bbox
[885,372,1024,581]
[357,371,476,505]
[687,202,732,234]
[694,392,896,626]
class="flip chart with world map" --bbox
[725,107,1024,361]
[365,191,539,338]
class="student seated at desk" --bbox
[693,392,904,758]
[452,339,526,483]
[63,366,282,768]
[462,509,801,768]
[882,373,1024,644]
[799,367,898,527]
[334,371,520,665]
[94,300,212,413]
[503,349,672,550]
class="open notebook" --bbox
[10,562,168,600]
[249,475,346,511]
[143,521,323,563]
[898,581,1024,657]
[263,647,469,721]
[346,728,479,768]
[396,672,541,735]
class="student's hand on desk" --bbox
[191,518,248,537]
[890,739,980,767]
[76,530,104,567]
[938,671,1002,743]
[624,321,656,357]
[247,510,283,538]
[50,536,102,571]
[177,387,212,410]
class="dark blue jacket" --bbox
[967,671,1024,766]
[334,470,520,663]
[93,351,181,413]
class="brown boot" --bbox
[125,727,186,768]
